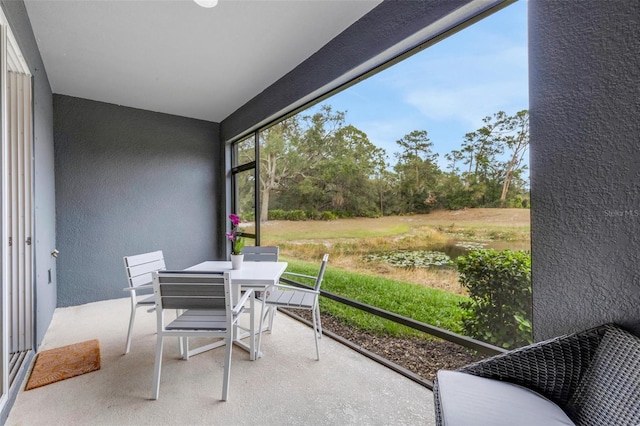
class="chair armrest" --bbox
[232,288,254,316]
[282,271,316,281]
[271,283,319,295]
[123,284,153,292]
[457,323,614,408]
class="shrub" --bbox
[334,210,353,219]
[241,211,255,222]
[305,210,321,220]
[268,210,287,220]
[455,249,532,349]
[285,210,307,221]
[320,210,338,221]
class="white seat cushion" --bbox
[437,370,575,426]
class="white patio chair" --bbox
[243,246,279,332]
[242,245,279,262]
[151,270,252,401]
[122,250,165,354]
[257,254,329,360]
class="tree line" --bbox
[238,105,530,222]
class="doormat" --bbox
[25,339,101,390]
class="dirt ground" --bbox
[418,207,530,227]
[292,309,484,382]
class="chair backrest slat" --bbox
[162,297,225,310]
[314,254,329,291]
[124,250,164,267]
[242,246,279,262]
[154,271,229,311]
[124,250,166,288]
[128,259,166,279]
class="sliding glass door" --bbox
[0,11,34,409]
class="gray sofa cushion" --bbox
[436,370,575,426]
[567,327,640,426]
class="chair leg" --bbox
[175,310,190,359]
[257,300,267,359]
[258,289,273,334]
[315,305,322,338]
[268,306,277,332]
[249,293,255,361]
[258,300,269,333]
[260,305,273,334]
[312,307,320,361]
[180,337,189,360]
[125,304,137,354]
[221,336,233,401]
[151,335,164,400]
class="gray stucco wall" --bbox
[1,0,57,346]
[54,95,223,307]
[529,0,640,340]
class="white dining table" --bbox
[185,260,288,360]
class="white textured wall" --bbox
[529,0,640,339]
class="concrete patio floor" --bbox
[6,297,435,425]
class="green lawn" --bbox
[283,258,468,338]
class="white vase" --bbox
[231,254,244,270]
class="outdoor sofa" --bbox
[433,323,640,425]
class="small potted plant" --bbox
[227,213,245,269]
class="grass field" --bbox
[284,258,468,336]
[247,208,530,295]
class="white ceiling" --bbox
[24,0,382,123]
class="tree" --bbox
[257,104,529,217]
[322,124,386,214]
[460,114,505,185]
[499,110,529,201]
[372,159,394,215]
[444,110,530,207]
[274,105,386,216]
[395,130,438,185]
[393,130,441,213]
[445,150,464,174]
[258,117,301,222]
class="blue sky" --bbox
[310,1,528,171]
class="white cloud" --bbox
[405,79,526,129]
[391,45,528,130]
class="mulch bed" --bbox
[286,310,484,382]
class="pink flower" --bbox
[228,213,245,255]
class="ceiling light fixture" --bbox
[194,0,218,8]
